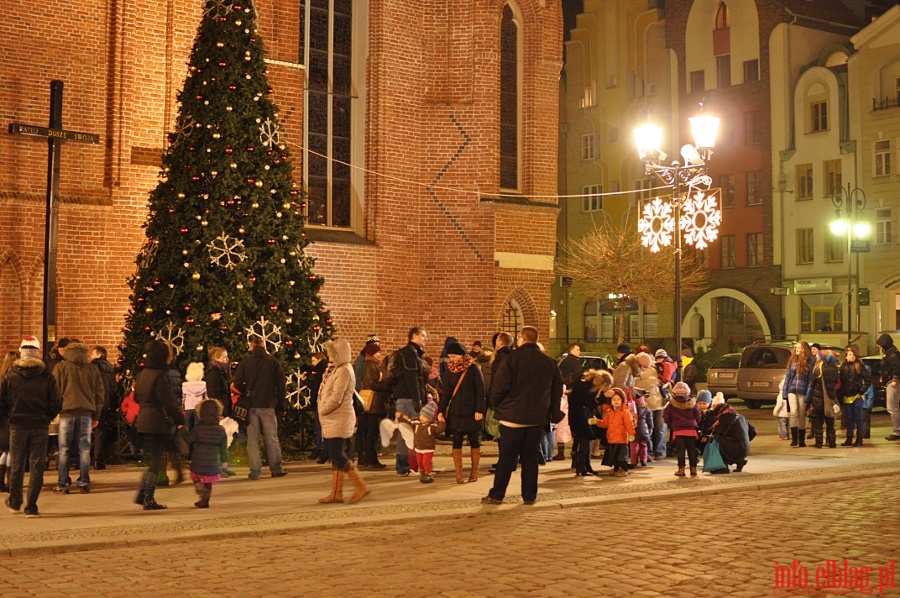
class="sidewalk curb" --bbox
[2,462,897,557]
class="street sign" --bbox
[858,288,870,306]
[8,123,100,144]
[851,239,870,253]
[560,276,573,287]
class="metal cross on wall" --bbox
[7,80,100,357]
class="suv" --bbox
[706,353,741,398]
[736,342,844,408]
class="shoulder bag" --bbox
[443,367,469,416]
[821,374,841,418]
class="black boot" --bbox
[790,427,798,447]
[194,484,211,508]
[813,428,823,449]
[797,429,806,447]
[854,432,863,447]
[826,428,837,449]
[143,498,167,510]
[841,434,853,446]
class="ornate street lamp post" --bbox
[634,111,720,373]
[829,183,869,346]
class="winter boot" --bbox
[675,467,686,477]
[854,432,863,447]
[806,428,814,440]
[689,466,698,477]
[468,448,480,483]
[790,427,798,447]
[554,443,565,461]
[318,470,344,504]
[797,429,806,448]
[841,433,853,446]
[452,448,464,484]
[826,429,837,449]
[0,465,7,493]
[813,424,823,448]
[863,408,871,438]
[194,484,211,508]
[344,463,369,504]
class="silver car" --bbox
[706,353,740,398]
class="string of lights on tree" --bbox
[118,0,334,425]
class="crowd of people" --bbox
[1,328,898,515]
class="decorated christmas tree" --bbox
[118,0,333,449]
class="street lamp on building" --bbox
[829,183,869,345]
[634,110,720,372]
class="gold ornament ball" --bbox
[212,132,221,139]
[282,202,291,210]
[254,180,264,188]
[252,202,259,208]
[192,272,201,280]
[238,227,245,234]
[145,306,153,314]
[236,283,244,290]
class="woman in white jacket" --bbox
[317,338,369,504]
[772,378,789,440]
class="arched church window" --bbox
[500,3,521,191]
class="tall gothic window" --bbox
[500,4,520,191]
[300,0,355,227]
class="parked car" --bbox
[579,355,612,371]
[706,353,741,398]
[860,355,887,409]
[736,342,844,408]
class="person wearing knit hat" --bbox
[395,402,445,484]
[696,389,712,405]
[630,393,653,467]
[363,342,381,357]
[596,387,635,476]
[711,392,726,407]
[615,342,631,356]
[2,336,62,517]
[365,334,380,345]
[695,390,716,454]
[441,341,485,484]
[18,337,41,361]
[655,348,668,359]
[446,342,467,356]
[663,380,702,477]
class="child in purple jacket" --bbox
[663,382,702,477]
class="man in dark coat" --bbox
[711,403,750,472]
[390,327,427,475]
[89,345,118,470]
[0,338,62,517]
[484,332,513,472]
[483,326,563,505]
[557,342,583,388]
[233,337,287,479]
[876,333,900,441]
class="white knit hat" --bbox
[19,336,41,360]
[712,392,726,407]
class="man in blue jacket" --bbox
[483,326,563,506]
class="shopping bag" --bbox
[702,437,728,473]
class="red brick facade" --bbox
[0,0,561,357]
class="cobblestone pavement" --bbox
[0,475,897,597]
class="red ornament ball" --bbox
[220,325,228,332]
[285,339,294,348]
[152,279,161,287]
[167,207,175,214]
[225,147,233,154]
[184,304,191,312]
[179,226,189,234]
[246,146,255,152]
[269,305,278,312]
[195,95,203,101]
[186,316,195,325]
[312,325,321,333]
[117,356,125,366]
[267,239,276,245]
[218,61,227,67]
[228,85,237,91]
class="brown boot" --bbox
[344,463,369,504]
[452,448,464,484]
[675,467,686,477]
[468,448,480,483]
[318,470,344,504]
[689,466,698,477]
[553,443,565,461]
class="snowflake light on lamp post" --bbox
[635,108,720,375]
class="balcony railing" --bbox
[873,96,900,111]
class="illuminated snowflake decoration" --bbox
[680,189,722,250]
[174,116,197,145]
[285,370,310,409]
[246,317,282,353]
[259,118,281,149]
[638,197,675,253]
[295,245,314,270]
[307,325,326,353]
[137,240,158,269]
[206,233,247,270]
[153,322,185,355]
[204,0,234,19]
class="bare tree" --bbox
[557,212,708,344]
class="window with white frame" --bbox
[747,233,763,266]
[874,140,891,177]
[796,163,813,200]
[581,133,597,160]
[876,208,893,245]
[582,184,602,212]
[721,234,736,268]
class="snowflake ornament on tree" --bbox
[203,0,234,19]
[207,233,248,270]
[259,118,281,149]
[680,189,722,250]
[245,317,283,353]
[285,370,309,409]
[638,197,675,253]
[174,116,197,145]
[153,322,186,355]
[306,325,326,353]
[137,240,158,269]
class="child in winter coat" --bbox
[629,394,653,467]
[695,389,716,454]
[596,388,635,477]
[663,381,702,477]
[182,362,207,431]
[772,378,789,440]
[188,399,229,508]
[397,402,446,484]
